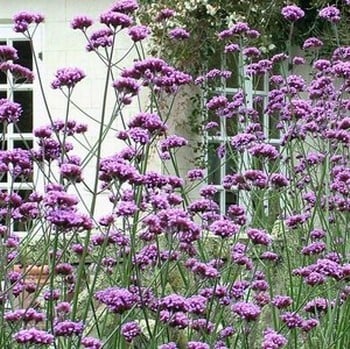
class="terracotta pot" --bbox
[14,264,50,286]
[13,264,50,308]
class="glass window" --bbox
[205,52,281,219]
[0,30,35,235]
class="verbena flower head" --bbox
[188,341,210,349]
[262,328,288,348]
[121,321,141,342]
[303,37,324,50]
[280,311,303,329]
[128,25,150,41]
[319,6,341,23]
[169,28,190,40]
[13,328,54,345]
[54,320,84,337]
[232,301,261,321]
[81,336,102,349]
[0,99,22,123]
[156,8,176,22]
[71,15,93,30]
[187,168,205,181]
[224,43,240,53]
[272,295,293,309]
[113,76,140,98]
[247,228,272,246]
[100,10,132,28]
[95,287,137,313]
[281,5,305,21]
[51,67,86,89]
[13,11,44,32]
[0,45,18,62]
[5,308,45,323]
[218,22,250,39]
[110,0,139,14]
[86,28,113,51]
[0,62,34,82]
[209,219,239,238]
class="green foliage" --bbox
[139,0,350,75]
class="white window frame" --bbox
[205,53,281,221]
[0,24,42,234]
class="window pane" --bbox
[13,140,33,182]
[253,95,265,128]
[0,70,6,85]
[0,146,7,183]
[253,74,265,91]
[213,190,222,209]
[207,108,220,136]
[225,53,239,88]
[207,48,221,71]
[0,41,7,84]
[207,142,221,185]
[226,116,238,137]
[13,41,32,84]
[269,146,280,173]
[0,91,6,133]
[226,191,238,210]
[268,191,281,228]
[225,150,237,175]
[14,140,33,150]
[13,41,32,70]
[13,90,33,133]
[13,189,33,232]
[269,114,280,139]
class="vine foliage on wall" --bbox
[139,0,350,74]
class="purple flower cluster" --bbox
[128,25,150,42]
[13,328,54,345]
[110,0,139,14]
[262,328,287,348]
[44,186,93,231]
[95,287,137,313]
[0,99,22,123]
[319,6,341,23]
[156,8,176,22]
[54,320,84,337]
[71,15,93,30]
[0,45,18,62]
[121,57,192,93]
[185,258,220,279]
[281,5,305,21]
[0,62,34,82]
[100,11,132,28]
[121,321,141,342]
[218,22,252,40]
[51,67,86,89]
[209,218,239,238]
[86,28,113,51]
[113,76,140,104]
[303,37,323,50]
[272,295,293,309]
[247,228,272,246]
[13,11,44,32]
[232,301,261,321]
[5,308,45,323]
[169,28,190,40]
[81,336,102,349]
